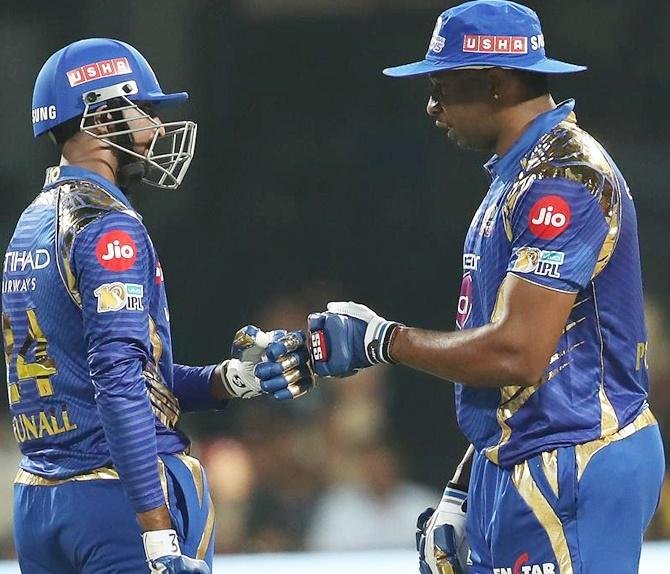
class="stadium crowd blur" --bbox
[1,0,670,559]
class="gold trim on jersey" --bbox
[575,408,656,481]
[145,317,181,428]
[158,458,170,509]
[485,280,586,464]
[145,365,181,429]
[490,276,508,324]
[176,453,205,507]
[512,460,574,574]
[14,466,119,486]
[196,493,216,560]
[571,296,591,310]
[501,118,623,280]
[55,178,141,308]
[485,385,539,465]
[549,341,585,366]
[540,450,559,498]
[489,116,626,466]
[149,317,164,364]
[592,284,619,436]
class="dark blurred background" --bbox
[0,0,669,557]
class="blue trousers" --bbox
[467,410,665,574]
[13,453,215,573]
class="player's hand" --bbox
[254,331,315,400]
[218,325,285,399]
[143,529,210,573]
[307,301,402,377]
[416,484,469,574]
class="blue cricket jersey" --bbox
[2,165,220,512]
[454,100,650,467]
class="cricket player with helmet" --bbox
[258,1,665,572]
[4,38,312,573]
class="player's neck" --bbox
[494,94,556,157]
[60,138,120,187]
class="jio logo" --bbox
[96,230,138,271]
[528,195,571,239]
[456,272,473,330]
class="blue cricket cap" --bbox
[383,0,586,78]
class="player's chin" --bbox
[451,132,489,151]
[450,132,474,150]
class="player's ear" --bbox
[486,69,507,105]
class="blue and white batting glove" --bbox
[143,529,210,574]
[416,484,470,574]
[308,301,402,377]
[254,331,315,400]
[217,325,286,399]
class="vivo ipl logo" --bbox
[527,195,571,239]
[456,272,473,329]
[95,230,137,272]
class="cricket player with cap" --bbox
[4,38,312,573]
[257,2,665,572]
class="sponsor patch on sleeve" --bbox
[95,230,137,271]
[94,282,144,313]
[527,195,571,239]
[512,247,565,278]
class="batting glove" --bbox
[417,484,470,574]
[308,301,402,377]
[143,529,210,574]
[254,331,315,400]
[217,325,284,399]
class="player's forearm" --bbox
[172,363,231,410]
[138,504,173,532]
[390,323,543,388]
[91,350,167,513]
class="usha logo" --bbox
[462,34,545,54]
[66,57,132,87]
[494,552,557,574]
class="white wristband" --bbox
[143,529,181,561]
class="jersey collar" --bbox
[43,165,133,210]
[484,99,576,183]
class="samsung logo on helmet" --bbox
[31,105,57,124]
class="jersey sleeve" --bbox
[506,177,610,293]
[172,363,228,412]
[72,211,165,514]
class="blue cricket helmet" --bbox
[32,38,188,138]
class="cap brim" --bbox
[383,58,587,78]
[143,91,189,105]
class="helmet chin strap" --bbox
[117,158,147,191]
